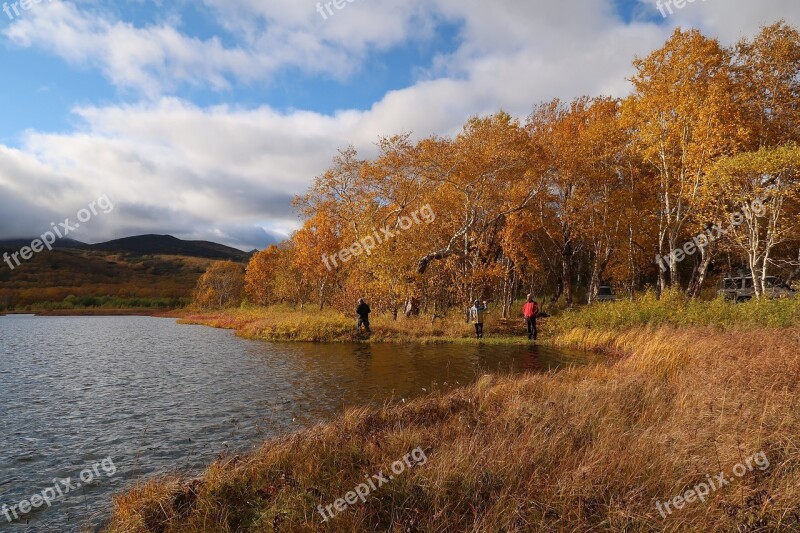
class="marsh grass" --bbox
[106,326,800,532]
[174,293,800,346]
[548,290,800,333]
[175,303,526,344]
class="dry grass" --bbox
[173,293,800,346]
[106,327,800,532]
[173,304,528,344]
[549,290,800,333]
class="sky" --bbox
[0,0,798,251]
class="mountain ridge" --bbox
[0,234,252,261]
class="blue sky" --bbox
[0,1,463,142]
[0,0,650,142]
[0,0,797,249]
[0,5,465,143]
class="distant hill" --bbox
[0,238,87,250]
[0,234,252,312]
[89,234,250,261]
[0,234,249,261]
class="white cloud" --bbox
[0,0,797,249]
[2,0,437,96]
[643,0,800,41]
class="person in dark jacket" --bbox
[522,294,539,340]
[356,298,371,334]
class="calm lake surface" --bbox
[0,315,598,532]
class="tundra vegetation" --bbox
[107,312,800,532]
[0,250,202,313]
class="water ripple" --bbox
[0,315,596,532]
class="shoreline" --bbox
[1,307,547,344]
[172,308,551,345]
[1,308,180,317]
[106,325,800,532]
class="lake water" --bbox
[0,315,597,532]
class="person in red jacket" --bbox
[522,294,539,340]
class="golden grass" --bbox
[548,289,800,333]
[106,327,800,532]
[174,294,800,346]
[173,304,528,344]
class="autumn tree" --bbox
[245,245,282,306]
[292,212,340,310]
[357,136,433,317]
[242,22,800,314]
[414,112,547,310]
[194,261,245,308]
[734,22,800,150]
[711,145,800,297]
[526,97,632,306]
[576,100,632,303]
[244,243,307,307]
[622,28,744,294]
[297,146,368,238]
[686,22,800,297]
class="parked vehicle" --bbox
[717,275,796,302]
[595,284,616,302]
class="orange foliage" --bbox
[243,23,800,311]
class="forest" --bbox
[239,23,800,319]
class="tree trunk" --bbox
[551,275,563,304]
[655,242,666,300]
[587,247,611,304]
[667,233,681,288]
[747,247,763,299]
[562,241,574,308]
[686,243,713,298]
[627,227,638,301]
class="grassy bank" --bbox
[549,290,800,333]
[106,325,800,532]
[174,305,530,344]
[173,293,800,345]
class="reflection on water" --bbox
[0,315,598,532]
[279,341,595,414]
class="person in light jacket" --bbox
[469,300,488,339]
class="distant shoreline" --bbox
[1,308,178,317]
[170,307,545,345]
